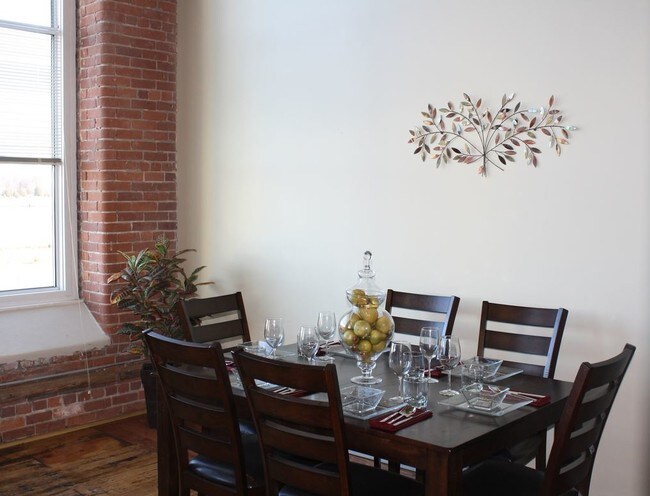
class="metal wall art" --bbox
[408,93,577,177]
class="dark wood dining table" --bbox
[156,345,572,496]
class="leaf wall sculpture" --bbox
[408,93,577,177]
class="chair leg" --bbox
[373,456,382,468]
[415,468,425,483]
[387,460,401,473]
[535,434,547,470]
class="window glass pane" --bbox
[0,0,52,27]
[0,27,57,159]
[0,163,55,291]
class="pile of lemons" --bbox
[340,289,394,361]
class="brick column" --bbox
[78,0,178,331]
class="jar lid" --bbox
[346,251,386,305]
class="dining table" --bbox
[156,343,573,496]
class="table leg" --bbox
[424,450,463,496]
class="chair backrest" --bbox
[176,291,251,346]
[543,344,635,496]
[233,351,353,496]
[143,331,251,495]
[477,301,568,378]
[385,289,460,337]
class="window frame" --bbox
[0,0,77,309]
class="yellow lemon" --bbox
[342,330,357,346]
[375,315,392,333]
[357,339,372,353]
[359,307,378,324]
[369,330,384,345]
[353,320,371,338]
[372,341,386,353]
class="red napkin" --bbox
[269,386,311,397]
[506,392,551,408]
[425,368,443,378]
[369,408,433,432]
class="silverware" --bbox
[393,410,424,426]
[387,406,416,425]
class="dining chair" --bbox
[462,343,635,496]
[477,300,569,469]
[175,291,251,348]
[233,350,425,496]
[379,289,460,477]
[143,330,265,496]
[385,289,460,337]
[478,300,568,379]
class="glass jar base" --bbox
[351,375,383,385]
[439,389,459,396]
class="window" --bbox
[0,0,76,306]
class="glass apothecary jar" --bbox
[338,251,395,384]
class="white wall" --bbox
[177,1,649,494]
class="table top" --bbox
[258,346,572,457]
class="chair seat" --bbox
[279,462,424,496]
[188,433,264,489]
[462,459,578,496]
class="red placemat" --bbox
[369,408,433,432]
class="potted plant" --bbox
[108,236,208,426]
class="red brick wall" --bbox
[0,0,177,443]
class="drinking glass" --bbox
[316,311,337,362]
[419,326,441,383]
[439,336,461,396]
[264,318,284,357]
[298,325,320,362]
[389,341,412,400]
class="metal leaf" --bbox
[476,98,482,108]
[555,144,561,156]
[498,154,506,165]
[531,147,541,153]
[549,95,555,107]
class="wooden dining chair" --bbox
[175,291,251,347]
[233,351,425,496]
[144,330,265,496]
[379,289,460,477]
[462,343,635,496]
[385,289,460,337]
[478,300,568,379]
[477,300,568,469]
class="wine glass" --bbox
[439,336,461,396]
[316,311,337,362]
[389,341,412,401]
[298,325,320,362]
[264,318,284,357]
[419,327,441,383]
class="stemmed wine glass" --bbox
[264,318,284,358]
[316,311,337,362]
[298,325,320,362]
[389,341,412,401]
[439,336,461,396]
[419,326,441,383]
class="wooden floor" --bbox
[0,415,157,496]
[0,414,410,495]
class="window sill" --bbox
[0,300,109,363]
